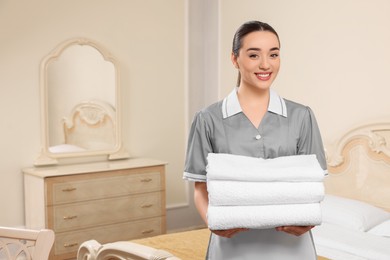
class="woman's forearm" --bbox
[194,182,209,225]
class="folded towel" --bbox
[207,203,322,230]
[206,153,325,182]
[207,180,324,206]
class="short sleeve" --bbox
[183,111,213,182]
[297,107,327,171]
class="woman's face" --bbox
[232,31,280,91]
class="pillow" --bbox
[367,220,390,237]
[49,144,86,153]
[321,194,390,231]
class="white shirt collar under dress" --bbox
[222,88,288,119]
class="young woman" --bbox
[183,21,327,259]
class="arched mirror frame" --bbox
[35,38,129,166]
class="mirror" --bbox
[35,38,128,166]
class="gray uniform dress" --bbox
[183,88,327,260]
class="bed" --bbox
[49,100,116,153]
[77,122,390,260]
[312,122,390,260]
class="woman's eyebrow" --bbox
[246,47,280,52]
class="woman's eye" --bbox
[270,53,279,58]
[249,54,258,59]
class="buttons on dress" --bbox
[255,134,261,140]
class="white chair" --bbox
[0,227,55,260]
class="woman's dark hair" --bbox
[232,21,280,86]
[232,20,280,57]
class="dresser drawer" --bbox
[53,217,164,257]
[47,171,161,205]
[48,192,163,232]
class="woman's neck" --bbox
[237,85,270,108]
[237,85,270,128]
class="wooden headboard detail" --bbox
[63,100,116,150]
[325,123,390,212]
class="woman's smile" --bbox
[255,72,272,81]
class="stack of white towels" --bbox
[206,153,325,230]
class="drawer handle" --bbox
[63,215,78,220]
[141,204,153,208]
[140,178,152,183]
[64,242,78,248]
[142,229,154,234]
[62,187,77,192]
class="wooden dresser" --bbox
[23,158,167,260]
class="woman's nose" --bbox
[259,57,270,70]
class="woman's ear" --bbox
[231,52,239,69]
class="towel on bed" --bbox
[206,153,325,182]
[207,203,322,230]
[207,180,325,206]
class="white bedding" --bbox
[49,144,86,153]
[312,222,390,260]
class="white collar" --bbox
[222,88,287,119]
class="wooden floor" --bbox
[133,228,331,260]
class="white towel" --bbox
[206,153,325,182]
[207,203,322,230]
[207,180,325,206]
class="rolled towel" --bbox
[207,180,324,206]
[206,153,325,182]
[207,203,322,230]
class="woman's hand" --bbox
[275,225,314,236]
[211,228,249,238]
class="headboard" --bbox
[325,122,390,211]
[62,100,116,151]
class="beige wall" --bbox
[219,0,390,150]
[0,0,187,228]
